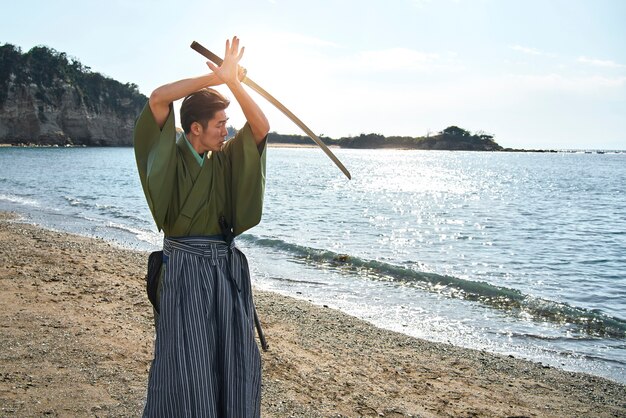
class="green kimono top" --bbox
[133,103,266,237]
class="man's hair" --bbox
[180,88,230,134]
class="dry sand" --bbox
[0,211,624,417]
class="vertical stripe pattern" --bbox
[143,236,261,418]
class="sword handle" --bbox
[190,41,224,66]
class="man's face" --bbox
[197,110,229,153]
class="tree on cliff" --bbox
[0,43,145,113]
[0,43,147,146]
[0,44,23,104]
[442,126,471,137]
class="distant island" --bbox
[270,126,503,151]
[1,43,503,151]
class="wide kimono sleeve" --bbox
[133,102,177,231]
[223,123,267,236]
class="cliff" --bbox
[0,44,146,146]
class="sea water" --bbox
[1,146,624,383]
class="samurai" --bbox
[133,36,269,417]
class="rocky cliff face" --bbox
[0,44,147,146]
[0,79,145,146]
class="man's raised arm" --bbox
[148,73,223,129]
[207,36,270,143]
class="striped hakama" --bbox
[143,236,261,418]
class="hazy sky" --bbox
[2,0,625,149]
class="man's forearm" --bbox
[226,80,270,143]
[149,73,222,129]
[205,37,269,143]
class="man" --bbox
[133,36,269,417]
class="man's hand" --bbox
[207,36,245,87]
[207,36,269,142]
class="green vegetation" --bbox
[0,43,146,113]
[269,125,503,151]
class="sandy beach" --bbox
[0,211,624,417]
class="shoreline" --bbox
[2,142,624,153]
[267,142,331,149]
[0,211,624,417]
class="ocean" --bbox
[1,146,625,383]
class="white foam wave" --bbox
[0,194,40,207]
[106,221,161,246]
[63,195,92,208]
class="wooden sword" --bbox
[191,41,351,180]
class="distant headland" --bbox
[2,43,506,151]
[269,126,503,151]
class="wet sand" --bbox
[0,211,624,417]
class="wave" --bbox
[72,213,159,246]
[501,332,626,365]
[239,234,626,339]
[62,196,145,223]
[105,221,161,246]
[0,193,40,207]
[65,197,90,208]
[501,331,603,342]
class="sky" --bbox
[2,0,625,150]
